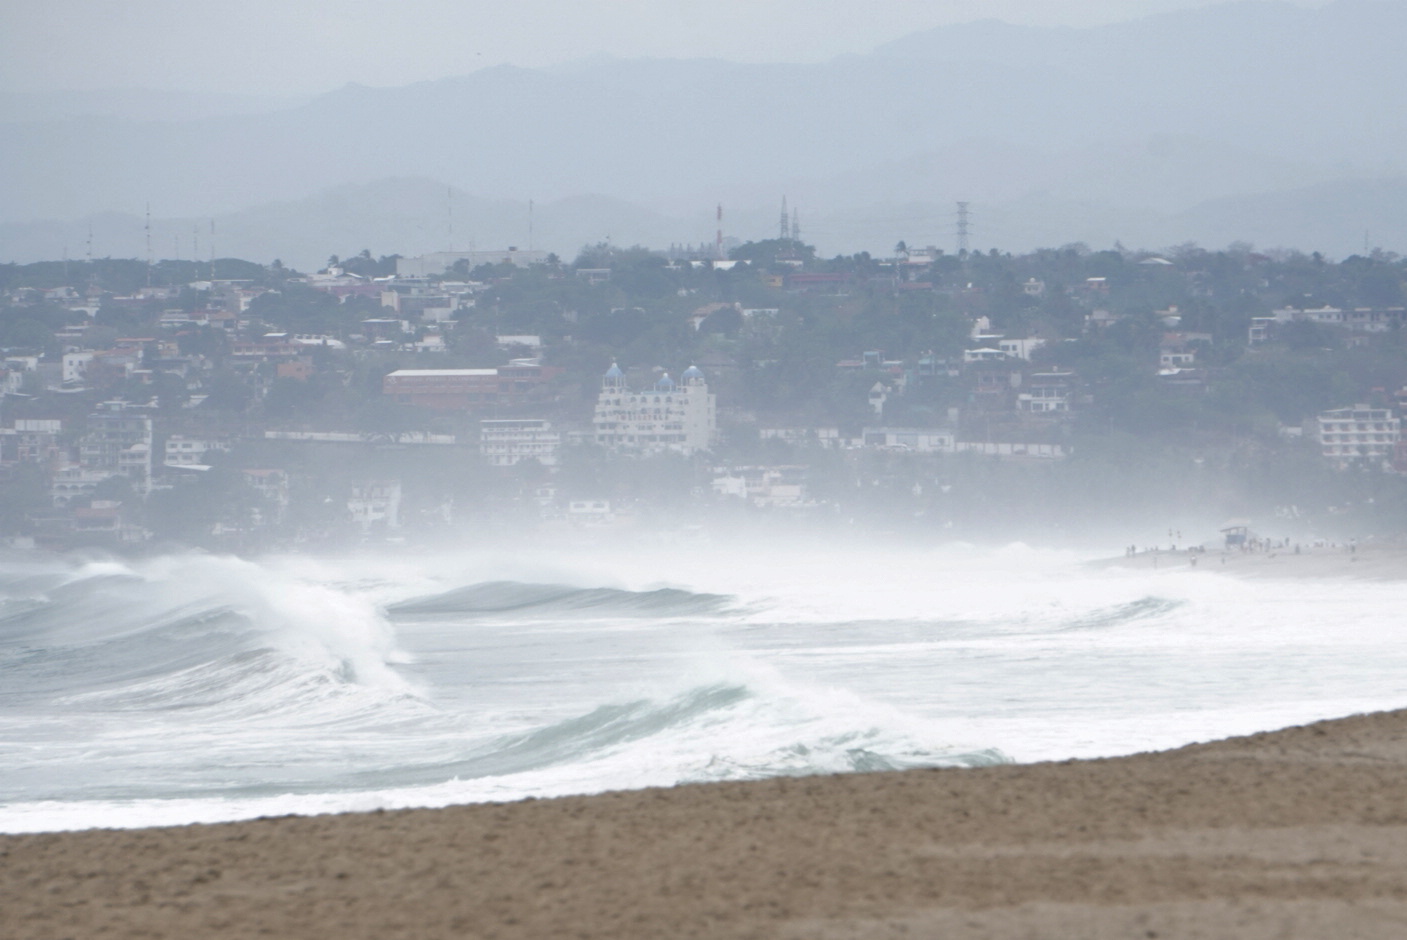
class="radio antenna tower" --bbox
[956,201,971,255]
[779,197,790,241]
[791,207,800,243]
[209,218,216,280]
[716,203,723,260]
[144,203,153,287]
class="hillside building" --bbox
[1317,405,1401,466]
[79,402,153,495]
[1018,371,1076,415]
[593,363,716,455]
[164,435,230,467]
[382,362,553,410]
[480,418,561,467]
[347,481,401,531]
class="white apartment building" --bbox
[861,427,956,453]
[1317,405,1401,464]
[758,427,842,448]
[593,363,716,456]
[347,481,402,531]
[480,418,561,467]
[164,435,230,467]
[51,466,112,506]
[1017,372,1075,414]
[79,403,153,495]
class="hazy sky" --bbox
[2,0,1330,97]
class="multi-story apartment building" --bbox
[1018,371,1076,415]
[593,363,716,456]
[79,402,153,494]
[2,419,63,468]
[479,419,561,467]
[1317,405,1401,465]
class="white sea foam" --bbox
[2,540,1404,833]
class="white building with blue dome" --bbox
[593,363,717,455]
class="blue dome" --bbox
[681,364,705,383]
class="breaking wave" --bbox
[386,580,731,619]
[4,540,1403,833]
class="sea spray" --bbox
[3,541,1406,833]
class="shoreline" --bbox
[1092,542,1407,581]
[7,709,1407,938]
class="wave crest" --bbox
[387,580,730,618]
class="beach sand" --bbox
[6,708,1407,939]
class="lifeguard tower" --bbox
[1221,519,1252,548]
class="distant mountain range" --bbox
[4,0,1406,267]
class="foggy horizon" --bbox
[3,0,1333,97]
[2,0,1400,267]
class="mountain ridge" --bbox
[3,1,1403,261]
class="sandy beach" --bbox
[5,707,1407,939]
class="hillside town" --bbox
[3,236,1407,550]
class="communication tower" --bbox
[956,201,971,255]
[145,203,153,287]
[779,197,790,241]
[791,207,800,243]
[716,204,723,260]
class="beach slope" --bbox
[5,709,1407,939]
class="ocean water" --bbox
[1,539,1403,833]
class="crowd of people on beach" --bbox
[1121,531,1373,570]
